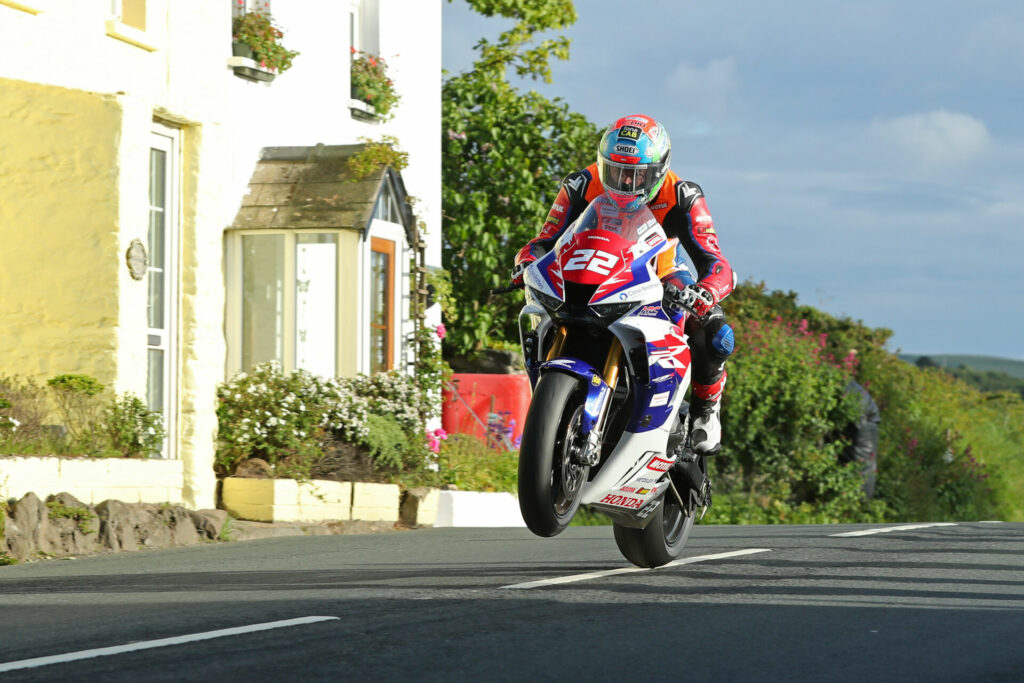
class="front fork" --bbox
[540,326,624,467]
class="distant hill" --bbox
[900,354,1024,380]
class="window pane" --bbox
[295,234,337,377]
[241,234,285,370]
[370,247,390,374]
[147,269,164,330]
[147,348,164,413]
[147,148,166,329]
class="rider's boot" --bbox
[689,374,726,455]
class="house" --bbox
[0,0,441,509]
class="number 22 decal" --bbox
[564,249,619,275]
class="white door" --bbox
[147,127,179,458]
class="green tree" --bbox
[442,0,601,355]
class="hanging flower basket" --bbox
[230,10,298,82]
[350,48,400,119]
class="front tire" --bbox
[518,371,589,537]
[612,489,695,568]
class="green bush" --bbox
[106,393,165,458]
[705,313,881,524]
[46,374,106,454]
[358,414,410,471]
[719,280,1024,522]
[432,433,518,493]
[215,362,368,478]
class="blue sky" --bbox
[442,1,1024,360]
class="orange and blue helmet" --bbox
[597,114,672,211]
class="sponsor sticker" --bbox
[618,125,641,141]
[619,486,636,493]
[614,144,638,154]
[649,202,668,210]
[650,391,670,407]
[591,374,601,387]
[600,494,643,509]
[646,456,673,472]
[637,305,661,317]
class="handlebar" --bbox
[489,283,525,296]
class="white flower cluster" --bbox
[342,370,424,433]
[0,415,20,432]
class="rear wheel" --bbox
[518,372,589,537]
[612,487,695,568]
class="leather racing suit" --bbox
[514,162,736,408]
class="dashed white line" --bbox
[830,523,958,537]
[0,615,339,673]
[500,548,771,590]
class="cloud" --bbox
[869,110,991,168]
[665,57,741,121]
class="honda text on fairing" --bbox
[505,193,712,568]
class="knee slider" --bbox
[711,322,735,358]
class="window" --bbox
[111,0,145,30]
[369,237,394,373]
[107,0,158,50]
[234,232,338,377]
[148,126,179,458]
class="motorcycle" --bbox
[504,193,712,568]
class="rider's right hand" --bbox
[511,258,534,286]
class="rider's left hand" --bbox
[664,283,716,318]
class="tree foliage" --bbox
[442,0,601,354]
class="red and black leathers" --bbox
[515,163,736,399]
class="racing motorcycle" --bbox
[503,194,712,568]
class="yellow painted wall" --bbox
[0,79,124,386]
[0,1,231,509]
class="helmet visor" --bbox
[600,158,650,195]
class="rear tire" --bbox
[518,372,589,537]
[612,489,695,568]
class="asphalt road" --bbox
[1,521,1022,682]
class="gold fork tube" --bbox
[546,325,568,360]
[602,340,624,389]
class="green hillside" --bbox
[900,354,1024,379]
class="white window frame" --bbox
[148,124,179,459]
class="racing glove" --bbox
[511,258,534,286]
[664,282,717,319]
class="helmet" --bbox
[597,114,672,211]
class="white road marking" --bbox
[500,548,771,590]
[0,616,339,673]
[830,523,958,537]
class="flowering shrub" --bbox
[232,11,299,74]
[106,394,165,458]
[350,48,400,118]
[216,363,449,479]
[0,374,164,458]
[704,314,882,524]
[216,363,368,478]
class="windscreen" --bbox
[562,194,659,245]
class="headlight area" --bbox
[527,286,564,312]
[589,300,639,320]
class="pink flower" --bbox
[433,427,448,439]
[436,323,446,340]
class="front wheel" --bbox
[612,488,695,568]
[518,371,589,537]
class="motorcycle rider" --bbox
[512,114,736,455]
